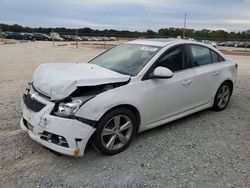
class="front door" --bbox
[143,45,194,127]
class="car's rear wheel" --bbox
[91,108,137,155]
[213,82,232,111]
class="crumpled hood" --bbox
[32,63,130,100]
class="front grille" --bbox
[23,94,46,112]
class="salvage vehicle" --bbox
[20,39,237,157]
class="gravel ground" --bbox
[0,42,249,188]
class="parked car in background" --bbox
[20,33,34,40]
[202,40,217,48]
[244,42,250,48]
[5,31,24,40]
[4,31,34,40]
[20,39,237,157]
[60,35,72,41]
[217,41,250,48]
[218,42,226,46]
[51,32,64,41]
[60,35,81,41]
[32,33,51,41]
[224,41,236,47]
[81,36,91,41]
[72,35,82,41]
[60,35,118,42]
[0,31,5,38]
[102,37,109,41]
[110,37,118,41]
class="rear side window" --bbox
[211,50,225,63]
[190,45,212,66]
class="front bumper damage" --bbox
[20,85,95,157]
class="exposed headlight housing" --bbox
[53,94,94,117]
[53,99,83,117]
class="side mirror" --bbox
[151,66,174,79]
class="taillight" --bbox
[235,63,238,70]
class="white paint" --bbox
[20,39,237,157]
[32,63,130,100]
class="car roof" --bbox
[126,38,225,57]
[126,38,186,47]
[126,38,214,48]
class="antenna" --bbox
[183,13,187,39]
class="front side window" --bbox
[89,44,161,76]
[156,46,187,72]
[190,45,212,66]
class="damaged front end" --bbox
[20,63,131,157]
[21,79,129,157]
[51,82,129,125]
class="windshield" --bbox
[89,44,161,76]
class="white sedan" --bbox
[20,39,237,157]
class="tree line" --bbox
[1,23,250,40]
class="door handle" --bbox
[212,71,219,76]
[182,80,192,86]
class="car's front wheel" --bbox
[213,82,232,111]
[91,108,137,155]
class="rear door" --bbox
[188,44,224,108]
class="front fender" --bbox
[75,83,145,123]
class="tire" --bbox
[213,82,232,111]
[91,108,138,155]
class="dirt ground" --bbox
[0,41,249,188]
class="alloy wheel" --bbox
[101,115,133,151]
[217,85,230,109]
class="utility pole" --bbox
[76,30,78,48]
[183,13,187,39]
[245,31,247,52]
[52,29,55,47]
[0,26,3,44]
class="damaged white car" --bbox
[20,39,237,157]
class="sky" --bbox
[0,0,250,32]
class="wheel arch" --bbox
[223,79,233,89]
[212,79,234,111]
[212,79,234,103]
[98,104,141,133]
[213,79,234,101]
[219,79,234,94]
